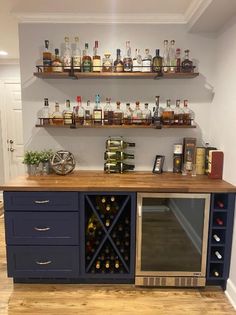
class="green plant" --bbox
[39,149,54,163]
[23,151,41,165]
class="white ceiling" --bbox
[1,0,236,62]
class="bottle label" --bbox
[83,60,92,72]
[63,55,72,70]
[132,59,141,72]
[115,62,124,72]
[93,59,101,72]
[52,61,63,72]
[142,60,151,72]
[73,56,81,70]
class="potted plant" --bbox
[23,151,41,175]
[39,149,54,175]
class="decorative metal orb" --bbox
[50,150,76,175]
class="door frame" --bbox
[0,79,21,186]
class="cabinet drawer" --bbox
[5,212,79,245]
[4,192,79,211]
[7,246,79,278]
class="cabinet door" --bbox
[7,246,79,278]
[5,212,79,245]
[4,192,79,211]
[80,192,136,282]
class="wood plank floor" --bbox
[0,216,235,315]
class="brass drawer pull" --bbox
[36,260,52,265]
[34,227,51,232]
[34,200,50,204]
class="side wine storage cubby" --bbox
[206,193,235,289]
[80,192,136,283]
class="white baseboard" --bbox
[225,279,236,310]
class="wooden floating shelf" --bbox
[33,72,199,80]
[35,124,196,129]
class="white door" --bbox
[1,81,24,182]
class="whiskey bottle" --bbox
[102,52,113,72]
[104,151,135,161]
[169,40,176,73]
[93,40,101,72]
[162,99,174,125]
[132,49,142,72]
[93,94,102,125]
[114,49,124,72]
[82,43,92,72]
[63,99,73,125]
[43,40,52,72]
[142,49,152,72]
[103,97,114,125]
[174,99,184,125]
[181,49,193,73]
[42,98,50,125]
[76,96,84,125]
[106,137,135,150]
[132,101,142,124]
[142,103,152,125]
[113,101,123,125]
[62,36,72,72]
[84,100,93,126]
[51,102,64,125]
[152,49,163,74]
[183,100,194,125]
[123,103,132,125]
[73,36,81,72]
[123,41,132,72]
[104,161,135,173]
[175,48,181,73]
[163,40,169,73]
[52,49,63,72]
[153,96,161,128]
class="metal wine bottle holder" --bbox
[50,150,76,175]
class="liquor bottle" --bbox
[84,100,93,126]
[174,99,184,125]
[42,98,50,125]
[183,100,194,125]
[142,103,152,125]
[163,40,169,73]
[93,94,102,125]
[113,101,123,125]
[104,161,135,173]
[63,99,73,125]
[181,49,193,73]
[169,40,176,73]
[215,217,224,226]
[123,103,132,125]
[82,43,92,72]
[114,49,124,72]
[142,49,152,72]
[73,36,81,71]
[132,49,142,72]
[162,99,174,125]
[51,102,64,125]
[132,101,142,124]
[43,40,52,72]
[93,40,101,72]
[102,52,113,72]
[52,49,63,72]
[213,234,221,242]
[104,151,135,161]
[152,49,163,74]
[76,96,84,125]
[153,96,162,128]
[123,41,132,72]
[175,48,181,73]
[215,251,222,260]
[103,97,113,125]
[173,143,183,173]
[62,36,72,72]
[106,137,135,150]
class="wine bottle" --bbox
[110,196,115,202]
[125,217,130,225]
[216,200,224,208]
[87,214,98,234]
[104,161,135,174]
[101,196,106,203]
[212,269,220,277]
[215,217,224,226]
[213,234,221,242]
[215,251,222,260]
[114,260,120,269]
[105,246,110,254]
[106,204,111,212]
[104,151,135,161]
[95,260,101,269]
[105,260,110,269]
[105,218,110,227]
[106,137,135,150]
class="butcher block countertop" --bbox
[1,171,236,193]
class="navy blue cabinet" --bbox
[206,193,235,289]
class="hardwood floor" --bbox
[0,216,235,315]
